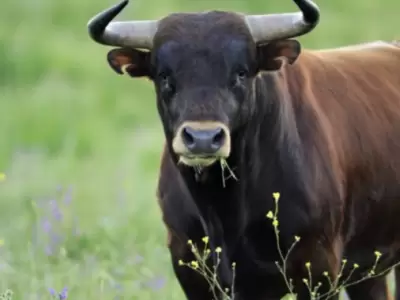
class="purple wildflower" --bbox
[48,287,68,299]
[145,275,166,291]
[59,287,68,299]
[41,219,52,233]
[49,199,63,221]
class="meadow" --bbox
[1,0,400,298]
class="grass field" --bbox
[1,0,400,298]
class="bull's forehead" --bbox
[154,11,254,48]
[152,11,256,78]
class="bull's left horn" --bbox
[245,0,320,43]
[87,0,158,49]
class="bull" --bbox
[87,0,400,299]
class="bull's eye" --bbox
[161,75,171,89]
[231,69,248,87]
[237,69,247,80]
[159,73,175,97]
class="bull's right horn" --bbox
[245,0,320,43]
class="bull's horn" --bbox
[87,0,158,49]
[245,0,320,43]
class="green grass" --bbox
[1,0,399,298]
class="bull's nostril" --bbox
[182,127,195,148]
[211,128,225,149]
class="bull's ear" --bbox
[107,48,151,78]
[257,39,301,71]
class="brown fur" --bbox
[277,41,400,299]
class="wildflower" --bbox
[145,276,166,291]
[266,211,274,219]
[49,287,68,299]
[272,192,280,202]
[305,262,311,269]
[202,236,209,244]
[190,261,199,269]
[294,236,301,242]
[272,218,279,227]
[215,247,222,253]
[374,251,382,258]
[353,263,359,269]
[59,287,68,300]
[323,271,329,277]
[178,260,184,266]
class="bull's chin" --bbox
[178,155,222,168]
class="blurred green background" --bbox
[0,0,399,298]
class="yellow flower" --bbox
[202,236,209,244]
[272,192,280,201]
[0,173,5,182]
[272,218,279,227]
[190,261,199,269]
[353,263,359,269]
[266,211,274,219]
[294,236,301,242]
[215,247,222,253]
[374,251,382,258]
[178,260,184,266]
[305,262,311,269]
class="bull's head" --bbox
[87,0,320,168]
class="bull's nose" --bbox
[181,126,226,154]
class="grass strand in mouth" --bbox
[220,158,238,188]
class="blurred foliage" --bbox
[0,0,399,298]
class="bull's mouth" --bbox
[178,154,222,168]
[178,153,238,186]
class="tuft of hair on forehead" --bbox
[153,11,255,50]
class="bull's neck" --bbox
[176,67,305,219]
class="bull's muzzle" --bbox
[172,121,231,167]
